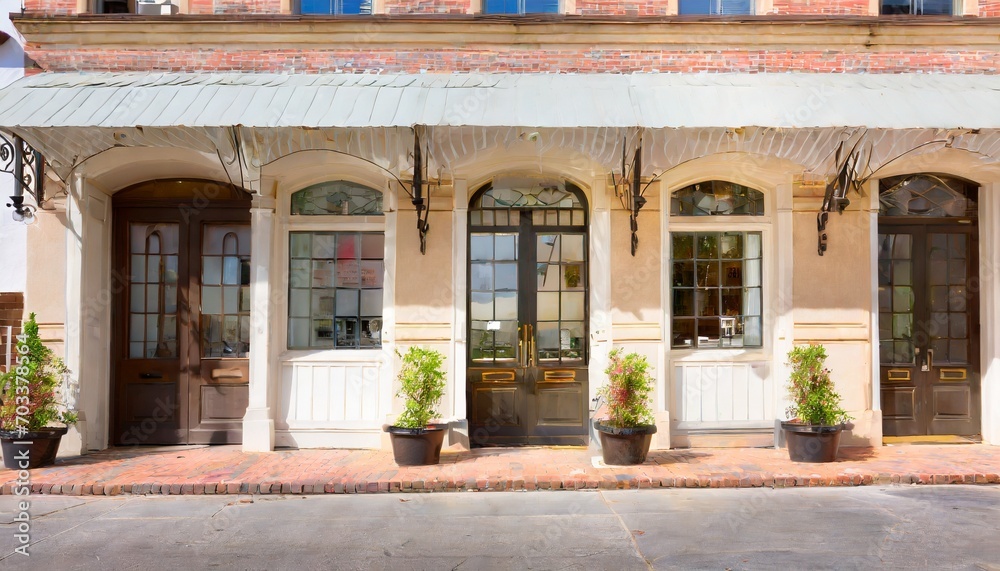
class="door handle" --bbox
[517,325,526,367]
[527,324,535,368]
[927,349,934,370]
[140,372,164,379]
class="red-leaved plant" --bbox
[599,348,654,428]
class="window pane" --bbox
[679,0,712,13]
[671,231,763,349]
[524,0,558,12]
[288,231,384,349]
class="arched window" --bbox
[879,174,978,218]
[669,180,766,349]
[290,181,382,216]
[287,180,385,350]
[671,180,765,217]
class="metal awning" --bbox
[2,72,1000,186]
[2,72,1000,130]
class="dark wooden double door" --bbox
[467,210,589,446]
[879,223,981,437]
[112,181,251,445]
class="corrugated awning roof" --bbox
[2,72,1000,130]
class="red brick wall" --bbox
[384,0,469,13]
[0,293,24,373]
[29,47,1000,73]
[770,0,869,14]
[189,0,216,14]
[23,0,76,14]
[212,0,282,13]
[574,0,669,15]
[981,0,1000,16]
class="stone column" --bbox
[242,194,276,452]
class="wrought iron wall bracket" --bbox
[817,137,868,256]
[612,137,651,257]
[411,128,430,255]
[1,132,44,222]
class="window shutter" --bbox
[719,0,753,14]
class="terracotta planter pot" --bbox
[781,421,844,463]
[1,426,69,470]
[386,425,446,466]
[594,421,657,465]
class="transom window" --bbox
[880,0,952,14]
[290,181,383,215]
[671,181,765,216]
[879,174,978,218]
[300,0,372,14]
[483,0,558,15]
[679,0,753,15]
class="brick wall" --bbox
[385,0,469,13]
[574,0,669,15]
[213,0,282,12]
[23,0,76,14]
[0,293,24,372]
[770,0,869,14]
[982,0,1000,16]
[28,47,1000,73]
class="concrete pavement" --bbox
[1,486,999,569]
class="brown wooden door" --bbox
[879,224,981,437]
[112,181,251,446]
[467,185,590,446]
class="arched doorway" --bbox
[112,179,252,445]
[467,178,590,446]
[878,173,981,438]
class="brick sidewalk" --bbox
[2,444,999,496]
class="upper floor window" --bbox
[678,0,753,15]
[881,0,952,14]
[483,0,558,14]
[300,0,372,14]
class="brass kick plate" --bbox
[543,370,576,382]
[940,368,968,381]
[887,369,911,382]
[482,371,515,382]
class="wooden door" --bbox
[467,184,590,446]
[112,181,251,445]
[879,224,981,437]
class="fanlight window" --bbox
[290,181,382,216]
[471,179,587,227]
[671,181,765,216]
[879,174,978,218]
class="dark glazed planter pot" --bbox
[781,421,844,463]
[594,421,657,465]
[1,426,69,470]
[386,425,446,466]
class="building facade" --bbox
[3,0,1000,455]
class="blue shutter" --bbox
[678,0,712,14]
[719,0,753,14]
[524,0,559,13]
[301,0,333,14]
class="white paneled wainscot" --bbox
[276,357,389,448]
[671,361,774,430]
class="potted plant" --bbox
[780,344,851,463]
[385,346,447,466]
[593,348,657,465]
[0,313,78,470]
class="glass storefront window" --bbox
[288,231,384,350]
